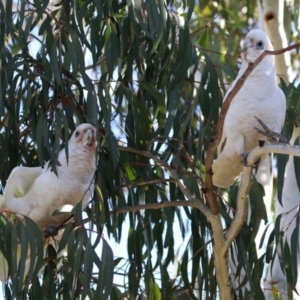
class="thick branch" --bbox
[247,143,300,164]
[224,142,300,250]
[214,141,300,294]
[224,166,253,249]
[262,0,291,84]
[209,214,233,298]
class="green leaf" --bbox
[36,115,47,168]
[277,153,288,206]
[104,22,117,77]
[186,0,195,21]
[25,217,44,281]
[82,240,93,298]
[149,0,166,53]
[95,238,114,299]
[57,222,74,253]
[293,137,300,193]
[164,88,180,141]
[56,108,69,164]
[86,90,98,125]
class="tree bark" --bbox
[260,0,292,83]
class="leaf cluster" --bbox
[2,0,300,299]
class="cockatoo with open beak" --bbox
[212,29,286,187]
[0,123,97,281]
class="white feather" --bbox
[0,123,97,281]
[212,29,286,187]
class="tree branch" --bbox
[211,141,300,296]
[118,39,300,295]
[224,166,253,249]
[118,146,211,217]
[224,142,300,250]
[202,41,300,298]
[210,214,233,299]
[247,143,300,164]
[117,178,176,189]
[111,199,205,215]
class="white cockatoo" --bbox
[212,29,286,187]
[0,123,97,281]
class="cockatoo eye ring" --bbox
[75,131,80,138]
[256,40,264,50]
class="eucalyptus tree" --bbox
[1,0,300,299]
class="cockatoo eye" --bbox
[75,131,80,138]
[256,40,264,50]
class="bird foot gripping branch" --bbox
[254,116,288,144]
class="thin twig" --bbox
[117,178,175,189]
[111,199,204,215]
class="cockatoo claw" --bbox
[254,116,288,143]
[42,225,59,238]
[241,152,261,167]
[241,152,250,167]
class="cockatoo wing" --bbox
[0,168,43,281]
[3,167,43,200]
[212,29,286,187]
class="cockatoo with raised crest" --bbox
[212,29,286,187]
[0,123,97,281]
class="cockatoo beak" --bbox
[85,128,94,145]
[242,38,253,52]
